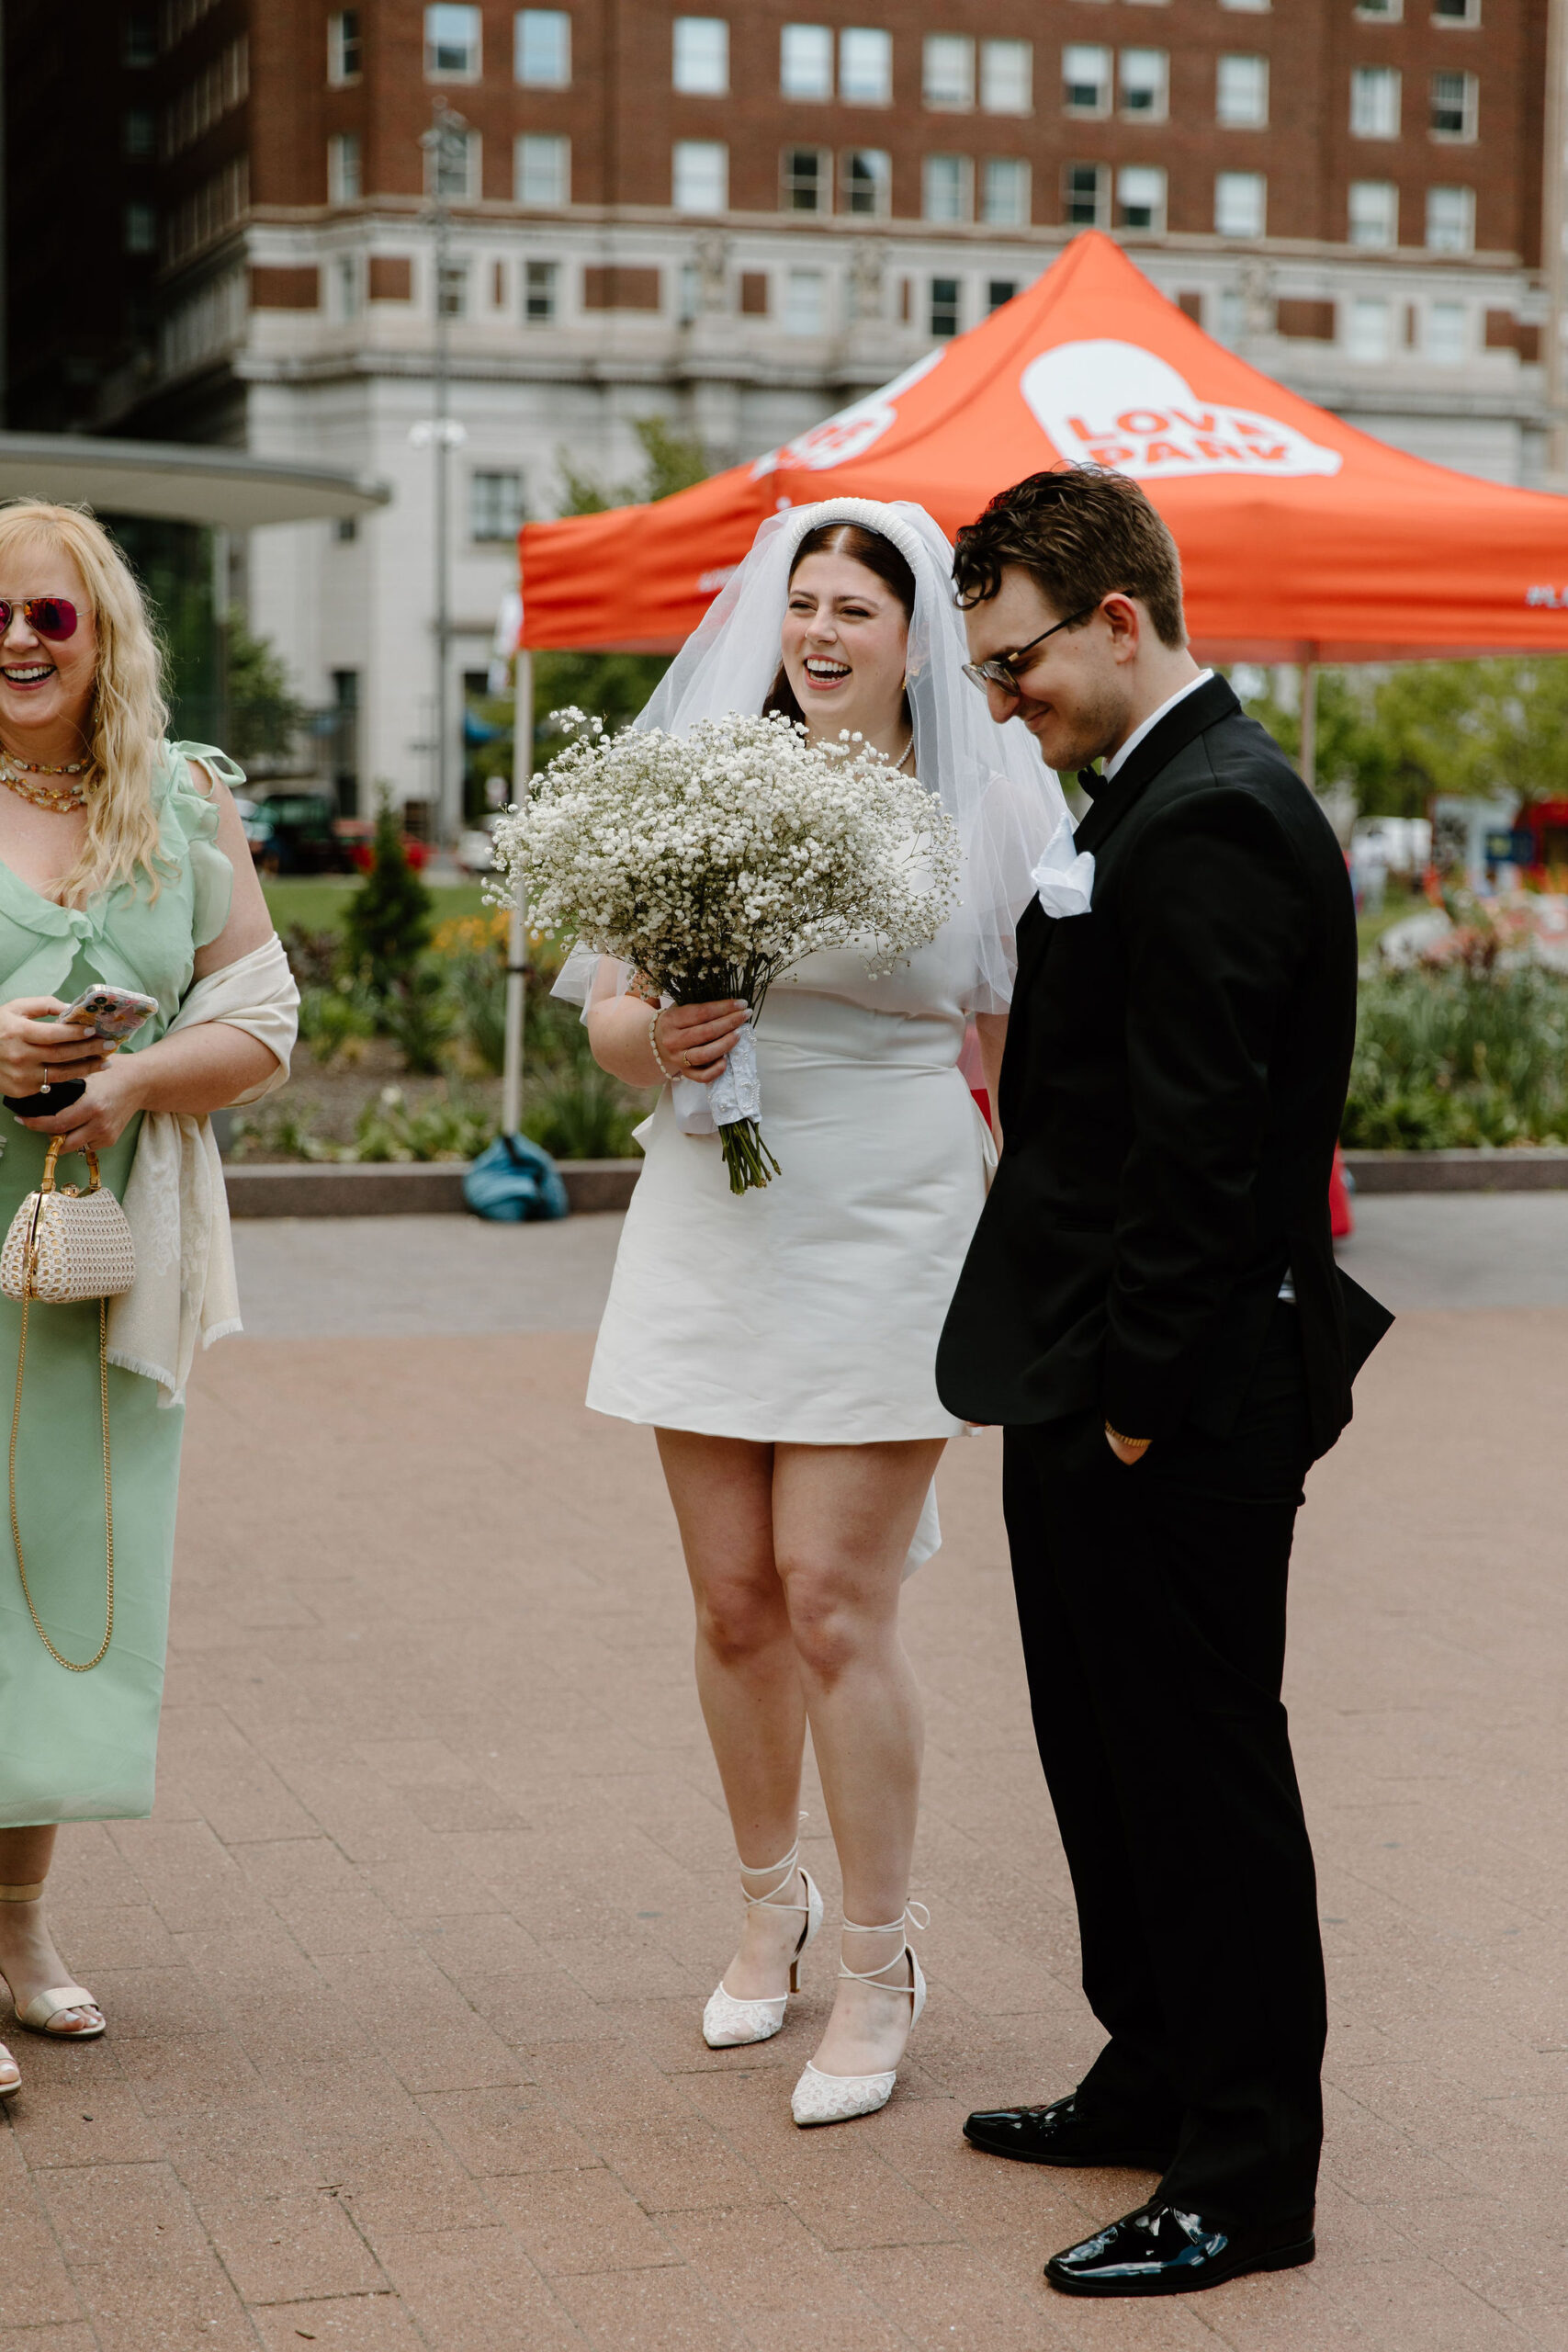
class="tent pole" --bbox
[1299,657,1318,793]
[502,646,532,1138]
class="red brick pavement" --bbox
[2,1310,1564,2349]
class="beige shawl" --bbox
[107,933,299,1406]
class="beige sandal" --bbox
[0,2041,17,2098]
[0,1881,105,2039]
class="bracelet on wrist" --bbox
[648,1006,680,1084]
[1104,1421,1149,1449]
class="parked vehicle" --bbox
[456,815,502,877]
[243,794,354,876]
[334,815,432,874]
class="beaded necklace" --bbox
[0,753,89,812]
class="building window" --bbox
[124,107,155,157]
[922,153,974,223]
[1215,287,1246,345]
[1216,54,1268,127]
[516,132,569,205]
[425,4,480,79]
[981,39,1031,115]
[784,267,828,334]
[987,277,1019,312]
[1117,164,1167,232]
[782,23,832,98]
[335,254,362,318]
[1351,66,1401,138]
[1430,70,1476,138]
[124,12,157,66]
[437,259,469,316]
[1063,161,1110,226]
[524,258,560,320]
[1348,179,1398,246]
[470,471,525,540]
[1063,45,1111,115]
[328,9,362,83]
[515,9,570,86]
[924,34,975,109]
[1214,170,1265,237]
[673,139,728,210]
[1120,50,1168,120]
[674,18,728,96]
[1426,300,1467,362]
[1220,0,1269,10]
[842,149,890,215]
[840,27,892,104]
[1432,0,1478,19]
[1348,295,1392,361]
[124,201,157,254]
[1356,0,1400,14]
[328,131,362,202]
[930,277,962,337]
[1427,183,1474,253]
[982,157,1031,227]
[782,146,830,210]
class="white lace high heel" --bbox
[702,1838,824,2049]
[790,1904,929,2127]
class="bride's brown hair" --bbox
[763,522,917,729]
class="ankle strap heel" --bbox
[702,1837,825,2050]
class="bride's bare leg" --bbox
[773,1438,943,2078]
[657,1430,811,1998]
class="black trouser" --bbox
[1001,1306,1326,2228]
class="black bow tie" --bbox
[1077,766,1102,799]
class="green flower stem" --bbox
[719,1117,781,1196]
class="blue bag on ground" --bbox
[464,1133,570,1221]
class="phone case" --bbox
[63,988,158,1042]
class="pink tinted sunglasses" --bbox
[0,597,78,641]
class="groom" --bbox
[936,468,1391,2297]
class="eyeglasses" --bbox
[0,598,79,642]
[962,604,1098,695]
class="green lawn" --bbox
[263,876,492,938]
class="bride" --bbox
[567,497,1063,2124]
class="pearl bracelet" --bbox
[648,1005,680,1084]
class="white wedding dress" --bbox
[588,933,991,1445]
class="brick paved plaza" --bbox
[2,1209,1565,2351]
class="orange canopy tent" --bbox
[517,230,1568,665]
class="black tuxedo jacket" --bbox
[936,674,1391,1458]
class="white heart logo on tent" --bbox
[752,349,945,478]
[1021,339,1341,481]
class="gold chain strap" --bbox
[7,1286,114,1672]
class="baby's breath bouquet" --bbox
[491,708,960,1193]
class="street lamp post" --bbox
[414,98,470,845]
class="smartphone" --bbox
[57,984,158,1043]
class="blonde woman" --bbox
[0,503,297,2101]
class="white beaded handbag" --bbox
[0,1139,136,1670]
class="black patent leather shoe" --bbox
[963,2092,1174,2171]
[1045,2200,1315,2297]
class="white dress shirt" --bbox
[1102,669,1214,784]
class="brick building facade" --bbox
[4,0,1562,820]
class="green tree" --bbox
[222,608,308,763]
[1236,656,1568,819]
[343,790,434,1000]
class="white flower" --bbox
[489,709,958,1008]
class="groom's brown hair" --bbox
[952,465,1187,649]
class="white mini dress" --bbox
[585,930,991,1547]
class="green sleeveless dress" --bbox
[0,744,238,1827]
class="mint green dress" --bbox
[0,745,237,1826]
